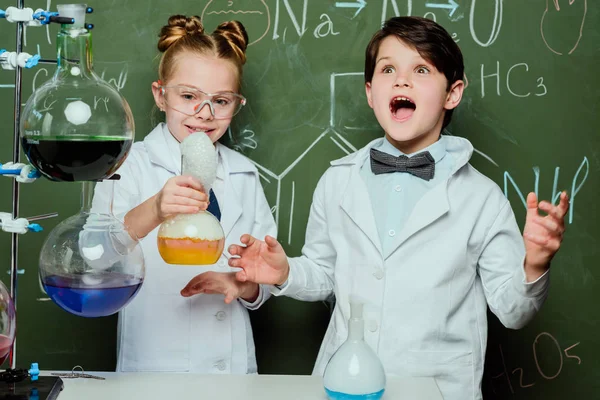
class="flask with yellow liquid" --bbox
[157,132,225,265]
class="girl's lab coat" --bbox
[94,123,276,374]
[273,136,549,400]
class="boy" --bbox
[225,17,569,400]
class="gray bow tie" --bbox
[370,148,435,180]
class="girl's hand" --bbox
[180,271,259,304]
[228,235,290,286]
[153,175,208,221]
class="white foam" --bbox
[159,212,224,240]
[180,132,217,192]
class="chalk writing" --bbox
[490,332,582,395]
[480,62,547,98]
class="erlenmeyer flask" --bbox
[157,132,224,265]
[323,300,386,400]
[20,4,134,182]
[0,281,15,365]
[38,180,145,317]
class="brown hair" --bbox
[364,16,464,129]
[157,15,249,88]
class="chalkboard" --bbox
[0,1,598,398]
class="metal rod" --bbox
[25,212,59,222]
[9,0,25,369]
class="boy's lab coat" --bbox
[273,136,548,400]
[94,123,276,374]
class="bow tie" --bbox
[370,148,435,181]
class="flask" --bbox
[323,300,386,400]
[0,281,15,364]
[157,132,224,265]
[38,180,145,317]
[20,4,134,182]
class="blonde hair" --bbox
[157,15,248,88]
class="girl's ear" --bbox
[444,80,464,111]
[152,81,166,111]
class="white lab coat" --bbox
[93,123,276,374]
[273,136,549,400]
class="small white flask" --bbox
[323,300,386,399]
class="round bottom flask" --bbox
[323,301,386,400]
[157,131,224,265]
[0,281,15,365]
[157,211,224,265]
[39,181,145,317]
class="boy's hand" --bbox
[228,235,290,286]
[523,191,570,281]
[180,271,259,304]
[153,175,208,221]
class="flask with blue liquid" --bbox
[38,180,145,317]
[323,300,386,400]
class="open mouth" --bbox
[389,96,416,121]
[186,125,215,135]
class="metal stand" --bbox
[9,0,25,370]
[3,0,59,368]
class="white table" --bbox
[44,372,443,399]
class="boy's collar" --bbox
[376,136,447,164]
[330,135,472,174]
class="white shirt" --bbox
[360,136,453,253]
[272,135,549,400]
[93,123,277,374]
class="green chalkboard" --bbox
[0,1,598,398]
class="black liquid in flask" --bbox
[22,136,132,182]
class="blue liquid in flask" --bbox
[43,273,142,317]
[324,388,385,400]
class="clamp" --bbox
[0,49,41,70]
[0,161,40,183]
[0,213,42,234]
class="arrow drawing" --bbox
[335,0,367,19]
[425,0,459,17]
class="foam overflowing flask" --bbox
[38,181,145,317]
[20,3,134,182]
[323,300,386,400]
[0,282,15,365]
[157,132,225,265]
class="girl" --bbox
[94,15,276,374]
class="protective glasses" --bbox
[159,85,247,120]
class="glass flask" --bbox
[38,180,145,317]
[323,300,386,400]
[157,132,224,265]
[0,281,15,366]
[20,4,134,182]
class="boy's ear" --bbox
[151,81,166,111]
[444,80,464,111]
[365,82,374,109]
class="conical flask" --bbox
[38,180,145,317]
[323,300,386,400]
[20,4,134,182]
[0,281,15,365]
[157,132,224,265]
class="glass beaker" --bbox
[20,4,134,182]
[323,300,386,400]
[38,181,145,317]
[0,281,15,365]
[157,132,224,265]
